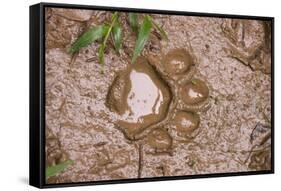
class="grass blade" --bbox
[46,160,73,179]
[112,22,122,53]
[151,19,168,40]
[128,13,139,33]
[132,15,152,63]
[68,25,109,54]
[98,44,105,65]
[98,44,106,74]
[98,12,119,66]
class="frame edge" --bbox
[29,3,44,188]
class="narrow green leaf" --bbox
[151,19,168,41]
[111,12,119,23]
[132,15,152,63]
[128,13,139,33]
[98,44,106,74]
[68,25,109,54]
[97,12,118,65]
[46,160,73,179]
[98,44,105,65]
[112,22,122,53]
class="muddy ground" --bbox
[45,8,272,184]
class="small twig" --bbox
[230,56,254,71]
[137,143,143,178]
[86,57,96,62]
[243,144,271,164]
[93,142,107,147]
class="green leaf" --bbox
[128,13,139,33]
[111,12,119,23]
[112,22,122,53]
[98,44,105,65]
[132,15,152,63]
[46,160,73,179]
[151,19,168,41]
[68,25,109,54]
[97,12,118,66]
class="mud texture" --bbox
[45,8,272,184]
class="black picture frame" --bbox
[29,2,275,189]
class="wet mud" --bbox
[45,8,272,183]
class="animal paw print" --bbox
[106,47,211,153]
